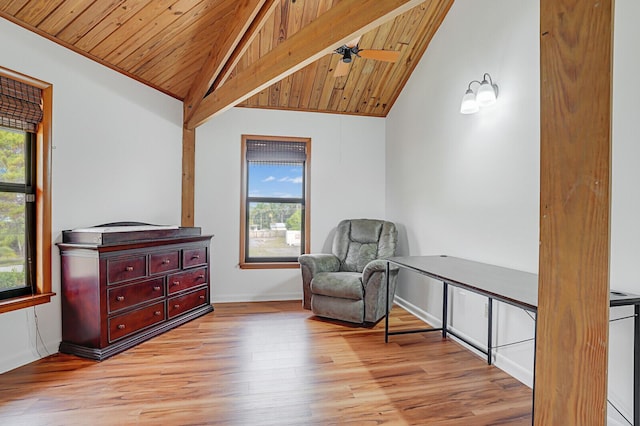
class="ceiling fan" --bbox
[332,36,401,77]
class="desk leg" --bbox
[635,303,639,426]
[532,312,538,425]
[442,281,448,339]
[487,297,493,365]
[385,261,390,343]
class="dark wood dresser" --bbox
[57,225,214,360]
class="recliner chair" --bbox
[299,219,398,324]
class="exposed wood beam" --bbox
[187,0,427,129]
[212,0,280,92]
[181,125,195,227]
[534,0,613,424]
[183,0,267,125]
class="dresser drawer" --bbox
[167,267,207,295]
[168,288,208,319]
[107,255,147,284]
[149,250,180,275]
[108,301,165,342]
[183,247,207,268]
[107,277,165,314]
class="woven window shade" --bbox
[0,76,43,132]
[246,140,306,165]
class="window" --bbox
[0,67,53,313]
[240,135,310,268]
[0,127,36,300]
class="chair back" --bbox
[332,219,397,272]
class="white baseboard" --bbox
[394,296,630,425]
[606,393,632,426]
[394,296,533,388]
[0,337,57,374]
[0,349,38,374]
[212,292,301,304]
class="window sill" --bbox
[0,292,55,314]
[239,262,300,270]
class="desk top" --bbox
[387,255,640,311]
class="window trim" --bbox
[0,67,53,314]
[239,135,311,269]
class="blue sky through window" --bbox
[248,163,303,198]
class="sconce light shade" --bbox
[460,73,498,114]
[476,78,497,107]
[460,89,479,114]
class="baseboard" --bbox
[394,296,533,388]
[607,393,632,426]
[212,292,301,303]
[0,334,59,374]
[493,350,533,388]
[0,350,37,374]
[393,296,486,358]
[1,343,47,374]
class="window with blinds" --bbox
[0,75,42,300]
[240,135,311,268]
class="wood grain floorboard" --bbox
[0,301,532,425]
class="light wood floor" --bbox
[0,301,532,425]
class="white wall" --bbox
[2,2,639,421]
[195,108,386,302]
[610,0,640,423]
[387,0,640,423]
[387,0,540,384]
[0,19,183,373]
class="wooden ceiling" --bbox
[0,0,452,124]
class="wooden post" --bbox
[181,125,195,227]
[535,0,614,424]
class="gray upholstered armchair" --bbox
[299,219,399,325]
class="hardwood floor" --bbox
[0,301,532,425]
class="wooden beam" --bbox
[183,0,267,125]
[187,0,427,129]
[181,125,195,227]
[212,0,280,91]
[534,0,613,424]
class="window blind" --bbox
[0,76,43,132]
[246,140,307,164]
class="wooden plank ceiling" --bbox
[0,0,452,118]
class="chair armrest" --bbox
[299,254,340,310]
[298,253,340,275]
[362,260,398,287]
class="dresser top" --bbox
[61,223,203,246]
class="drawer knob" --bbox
[154,311,162,316]
[172,281,180,286]
[153,286,161,291]
[173,304,180,309]
[199,295,205,300]
[125,266,134,272]
[162,259,171,265]
[116,296,125,302]
[117,324,126,330]
[198,274,205,280]
[191,254,200,260]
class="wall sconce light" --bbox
[460,73,499,114]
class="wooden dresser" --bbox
[57,225,214,360]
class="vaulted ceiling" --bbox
[0,0,452,126]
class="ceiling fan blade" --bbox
[345,36,361,48]
[334,60,351,77]
[358,49,401,63]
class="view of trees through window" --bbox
[0,127,27,294]
[248,201,302,258]
[246,160,304,260]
